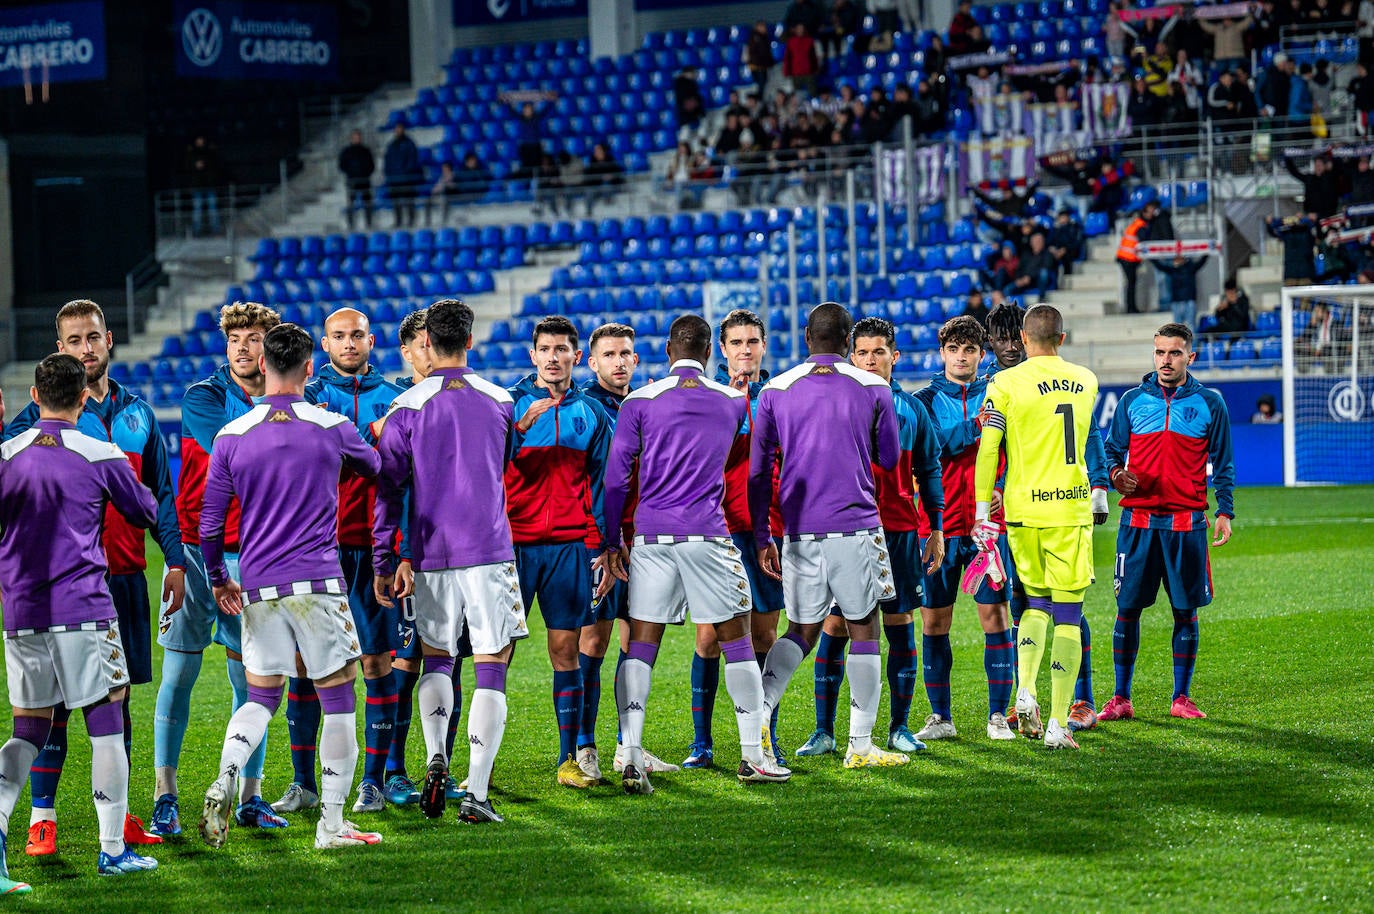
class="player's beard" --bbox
[229,361,262,384]
[332,354,367,374]
[84,354,109,385]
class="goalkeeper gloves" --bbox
[962,511,1007,595]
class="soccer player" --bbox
[973,304,1100,750]
[3,300,181,854]
[0,353,161,886]
[277,308,403,815]
[199,323,383,850]
[1099,322,1235,721]
[599,314,788,794]
[580,324,680,779]
[152,301,285,836]
[373,299,529,823]
[986,302,1109,732]
[752,302,911,769]
[506,316,612,788]
[796,317,946,756]
[684,310,786,770]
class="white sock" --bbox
[616,658,652,753]
[154,765,177,800]
[90,733,129,856]
[319,712,358,832]
[28,808,55,828]
[846,652,882,753]
[417,672,452,764]
[723,659,765,765]
[0,737,42,837]
[218,701,272,777]
[761,637,806,711]
[239,776,261,804]
[465,689,507,803]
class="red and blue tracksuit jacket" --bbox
[913,373,1005,537]
[178,365,257,550]
[5,379,183,574]
[506,375,611,546]
[880,381,945,534]
[1105,372,1235,525]
[582,378,638,544]
[713,365,784,538]
[305,364,403,549]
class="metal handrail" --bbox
[123,254,163,342]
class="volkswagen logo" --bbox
[182,8,223,67]
[1328,380,1366,422]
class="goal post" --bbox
[1281,284,1374,486]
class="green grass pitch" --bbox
[3,486,1372,913]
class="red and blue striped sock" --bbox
[28,705,70,812]
[1075,614,1095,708]
[984,628,1014,717]
[813,631,847,736]
[922,633,953,720]
[883,623,917,731]
[285,677,320,793]
[1113,608,1143,700]
[445,664,463,759]
[362,674,397,786]
[577,653,604,749]
[552,668,583,763]
[1171,607,1199,699]
[689,652,719,747]
[386,667,420,777]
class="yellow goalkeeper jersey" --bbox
[975,354,1099,528]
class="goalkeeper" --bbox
[1098,322,1234,723]
[972,305,1103,751]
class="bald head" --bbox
[322,307,374,375]
[804,302,854,356]
[1022,304,1065,352]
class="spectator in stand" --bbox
[949,0,978,54]
[1117,201,1159,314]
[1207,69,1243,122]
[1251,0,1281,49]
[1143,43,1174,98]
[1251,395,1282,424]
[783,24,821,98]
[1015,232,1057,295]
[1168,49,1204,111]
[1298,300,1347,369]
[1266,214,1318,285]
[1285,155,1339,220]
[745,21,776,93]
[1089,158,1130,225]
[714,111,744,162]
[1310,60,1334,114]
[896,0,922,35]
[456,152,492,202]
[1210,277,1253,337]
[1105,1,1129,60]
[182,134,224,236]
[784,0,825,36]
[826,0,867,59]
[963,289,990,325]
[503,91,556,182]
[987,241,1022,292]
[1127,72,1162,129]
[1151,254,1208,329]
[668,141,703,209]
[914,79,946,136]
[973,179,1040,219]
[338,129,375,231]
[428,162,461,224]
[533,151,563,216]
[1200,14,1251,74]
[674,68,707,138]
[1347,156,1374,205]
[870,0,900,51]
[1163,82,1197,136]
[383,123,422,228]
[557,150,585,214]
[584,142,625,216]
[1349,62,1374,136]
[1049,208,1086,276]
[1258,53,1292,119]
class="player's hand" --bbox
[922,531,945,575]
[729,371,751,392]
[1111,468,1138,496]
[516,394,561,434]
[395,560,415,600]
[989,489,1003,514]
[1091,487,1109,526]
[971,518,1000,551]
[213,580,243,616]
[593,548,628,600]
[374,573,396,608]
[162,568,186,614]
[1212,514,1232,547]
[758,542,782,581]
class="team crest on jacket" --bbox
[123,413,140,431]
[573,416,586,434]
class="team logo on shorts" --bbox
[159,616,171,635]
[349,640,360,653]
[446,378,467,390]
[400,625,414,650]
[739,597,750,608]
[268,409,292,423]
[110,648,122,662]
[106,630,118,642]
[732,563,743,574]
[736,580,748,591]
[344,620,354,634]
[112,668,124,681]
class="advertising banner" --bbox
[453,0,587,28]
[175,0,338,82]
[0,1,105,88]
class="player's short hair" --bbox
[667,314,712,364]
[533,315,579,348]
[34,353,86,411]
[398,308,428,347]
[426,299,474,357]
[1155,321,1194,346]
[54,299,106,334]
[262,323,313,376]
[589,322,635,353]
[939,315,988,349]
[851,316,896,347]
[1023,305,1064,345]
[985,302,1025,340]
[220,301,281,337]
[717,308,766,343]
[805,302,853,354]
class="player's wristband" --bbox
[974,501,990,524]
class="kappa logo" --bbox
[1019,637,1035,647]
[112,668,124,681]
[321,767,339,777]
[344,620,354,634]
[680,377,700,389]
[736,580,748,591]
[110,648,122,662]
[429,706,448,717]
[469,734,484,747]
[624,701,644,712]
[812,364,836,374]
[182,8,223,67]
[734,705,748,715]
[446,377,466,390]
[106,629,118,642]
[268,409,292,423]
[93,789,111,801]
[850,698,861,710]
[1050,660,1066,672]
[230,733,251,745]
[348,640,359,653]
[35,434,58,447]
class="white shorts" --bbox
[783,529,895,625]
[240,593,360,680]
[413,562,528,657]
[5,623,130,709]
[628,536,754,627]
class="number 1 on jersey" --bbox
[1054,403,1077,465]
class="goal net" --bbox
[1281,285,1374,485]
